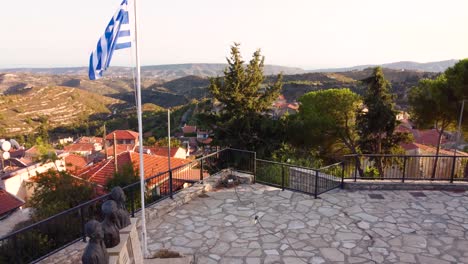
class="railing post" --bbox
[341,162,345,189]
[169,170,173,199]
[130,187,135,217]
[253,152,257,184]
[354,157,358,182]
[314,170,319,199]
[402,156,407,183]
[200,158,204,182]
[281,164,285,191]
[80,207,86,242]
[450,156,457,183]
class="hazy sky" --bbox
[2,0,467,69]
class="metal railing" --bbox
[0,148,254,264]
[255,159,343,198]
[343,154,468,182]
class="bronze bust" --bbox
[82,220,109,264]
[101,200,120,248]
[109,187,131,229]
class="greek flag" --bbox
[89,0,132,80]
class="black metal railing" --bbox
[255,159,343,198]
[0,148,253,264]
[343,154,468,182]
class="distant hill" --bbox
[0,72,157,95]
[311,59,458,73]
[268,68,438,107]
[0,86,123,135]
[1,63,306,80]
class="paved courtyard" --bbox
[146,184,468,264]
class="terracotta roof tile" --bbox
[65,154,88,172]
[105,130,139,140]
[146,147,184,157]
[0,189,24,215]
[413,129,448,147]
[77,151,191,186]
[64,143,95,153]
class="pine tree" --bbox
[208,43,283,154]
[357,67,407,177]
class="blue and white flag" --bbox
[89,0,132,80]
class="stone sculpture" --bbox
[82,220,109,264]
[109,187,131,229]
[101,200,120,248]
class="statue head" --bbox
[102,200,118,223]
[110,187,126,205]
[85,220,104,241]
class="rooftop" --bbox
[0,188,24,216]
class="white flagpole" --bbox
[132,0,148,257]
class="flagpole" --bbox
[133,0,148,257]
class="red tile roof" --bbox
[105,130,139,140]
[182,125,197,134]
[77,151,190,186]
[0,189,24,216]
[65,154,88,172]
[146,147,184,157]
[414,129,448,147]
[103,145,135,156]
[64,143,95,153]
[414,143,468,156]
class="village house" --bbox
[105,130,139,146]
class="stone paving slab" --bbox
[146,185,468,264]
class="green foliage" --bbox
[105,164,139,191]
[206,43,283,157]
[297,88,362,157]
[357,67,406,154]
[445,58,468,99]
[357,67,409,176]
[209,43,282,116]
[146,136,157,146]
[156,137,182,148]
[409,75,458,131]
[271,143,323,168]
[364,166,380,178]
[26,170,95,220]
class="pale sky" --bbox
[1,0,467,69]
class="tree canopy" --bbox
[207,43,283,156]
[27,170,95,220]
[298,88,362,157]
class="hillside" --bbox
[267,69,438,107]
[311,59,458,73]
[0,72,157,95]
[0,86,123,135]
[1,63,305,80]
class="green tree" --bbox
[208,43,283,156]
[298,88,363,173]
[446,58,468,99]
[156,137,182,148]
[357,67,408,177]
[26,170,95,220]
[105,164,139,191]
[298,89,362,156]
[409,74,459,178]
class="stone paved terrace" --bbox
[146,184,468,264]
